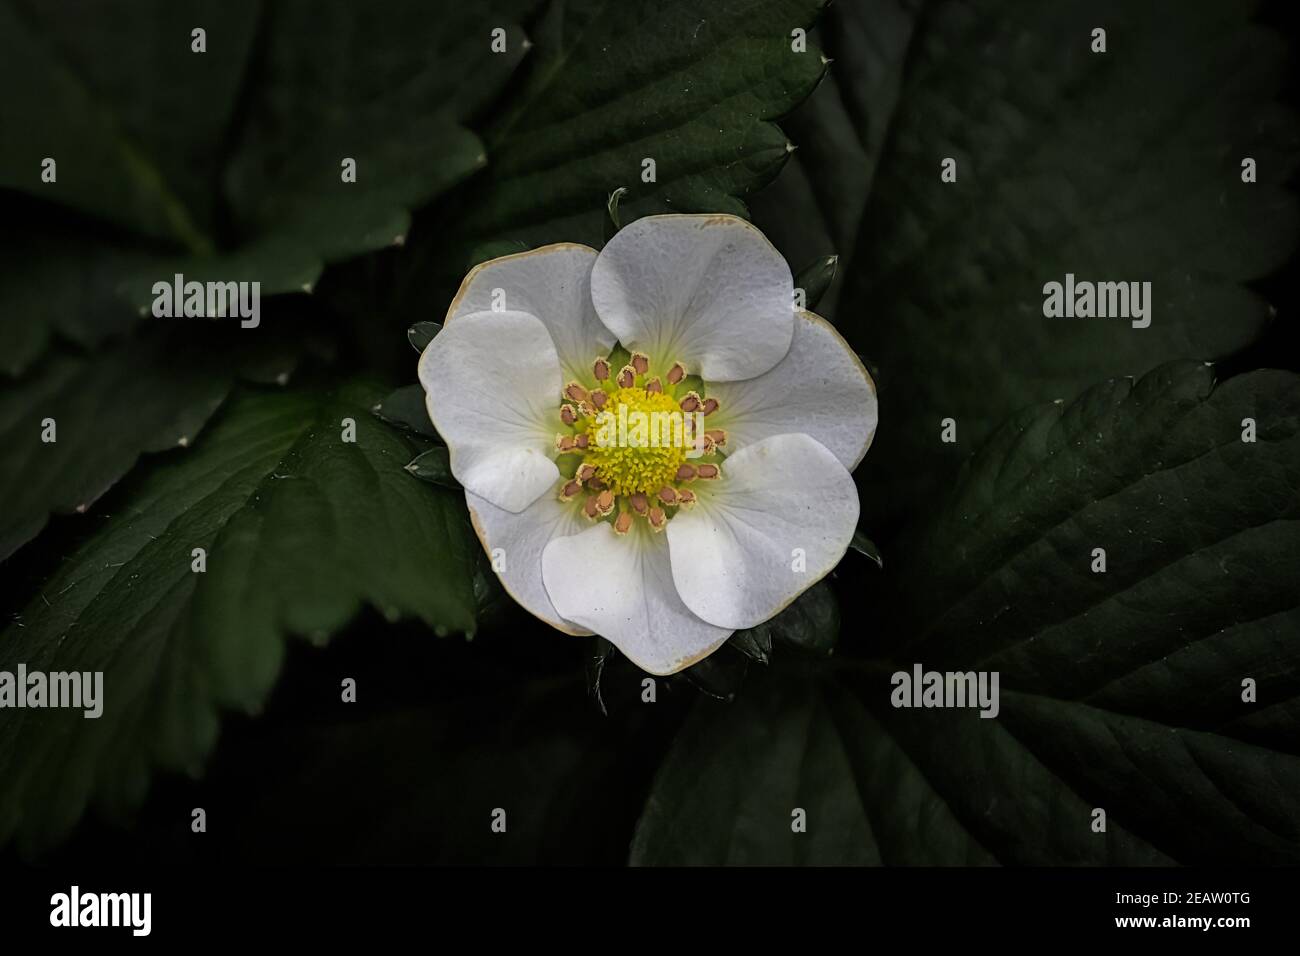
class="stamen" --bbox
[588,476,607,491]
[556,435,577,453]
[676,488,697,507]
[631,352,650,376]
[647,507,667,532]
[577,400,595,418]
[705,429,727,447]
[583,495,602,519]
[701,397,719,416]
[590,389,609,410]
[564,382,589,403]
[613,510,633,535]
[680,391,701,413]
[629,492,650,516]
[675,463,697,481]
[574,433,590,449]
[617,365,636,389]
[576,463,597,482]
[696,464,720,480]
[593,357,610,381]
[595,489,616,516]
[559,479,583,501]
[666,362,686,385]
[645,377,663,394]
[657,487,678,505]
[560,404,578,426]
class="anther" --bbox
[560,479,583,501]
[596,489,616,516]
[617,365,636,388]
[645,377,663,394]
[701,397,719,416]
[583,496,602,519]
[560,404,578,426]
[647,507,667,532]
[588,476,607,491]
[593,357,610,381]
[577,400,595,418]
[564,382,589,403]
[613,510,633,535]
[679,391,701,413]
[704,429,727,446]
[696,464,720,479]
[676,488,697,507]
[657,487,678,505]
[574,433,590,449]
[556,435,576,453]
[631,352,650,375]
[629,492,650,516]
[590,389,608,409]
[666,362,686,385]
[577,463,597,482]
[675,463,697,481]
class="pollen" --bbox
[554,352,722,533]
[579,387,689,496]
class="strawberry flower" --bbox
[419,214,877,674]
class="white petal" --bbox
[707,311,878,470]
[465,490,592,636]
[590,214,794,382]
[446,243,614,383]
[666,433,858,630]
[542,521,732,675]
[418,309,561,513]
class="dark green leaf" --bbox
[405,447,459,488]
[406,322,442,353]
[475,0,825,246]
[341,0,830,363]
[636,362,1300,864]
[0,0,257,247]
[681,647,750,703]
[849,528,883,568]
[728,629,773,665]
[0,326,298,561]
[743,579,840,656]
[392,0,827,305]
[222,2,528,267]
[0,0,529,373]
[756,0,1299,525]
[0,215,156,378]
[631,672,878,864]
[0,381,479,854]
[749,0,909,316]
[374,383,439,440]
[793,254,838,313]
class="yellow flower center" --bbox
[581,387,688,496]
[555,353,725,534]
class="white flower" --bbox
[419,214,877,674]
